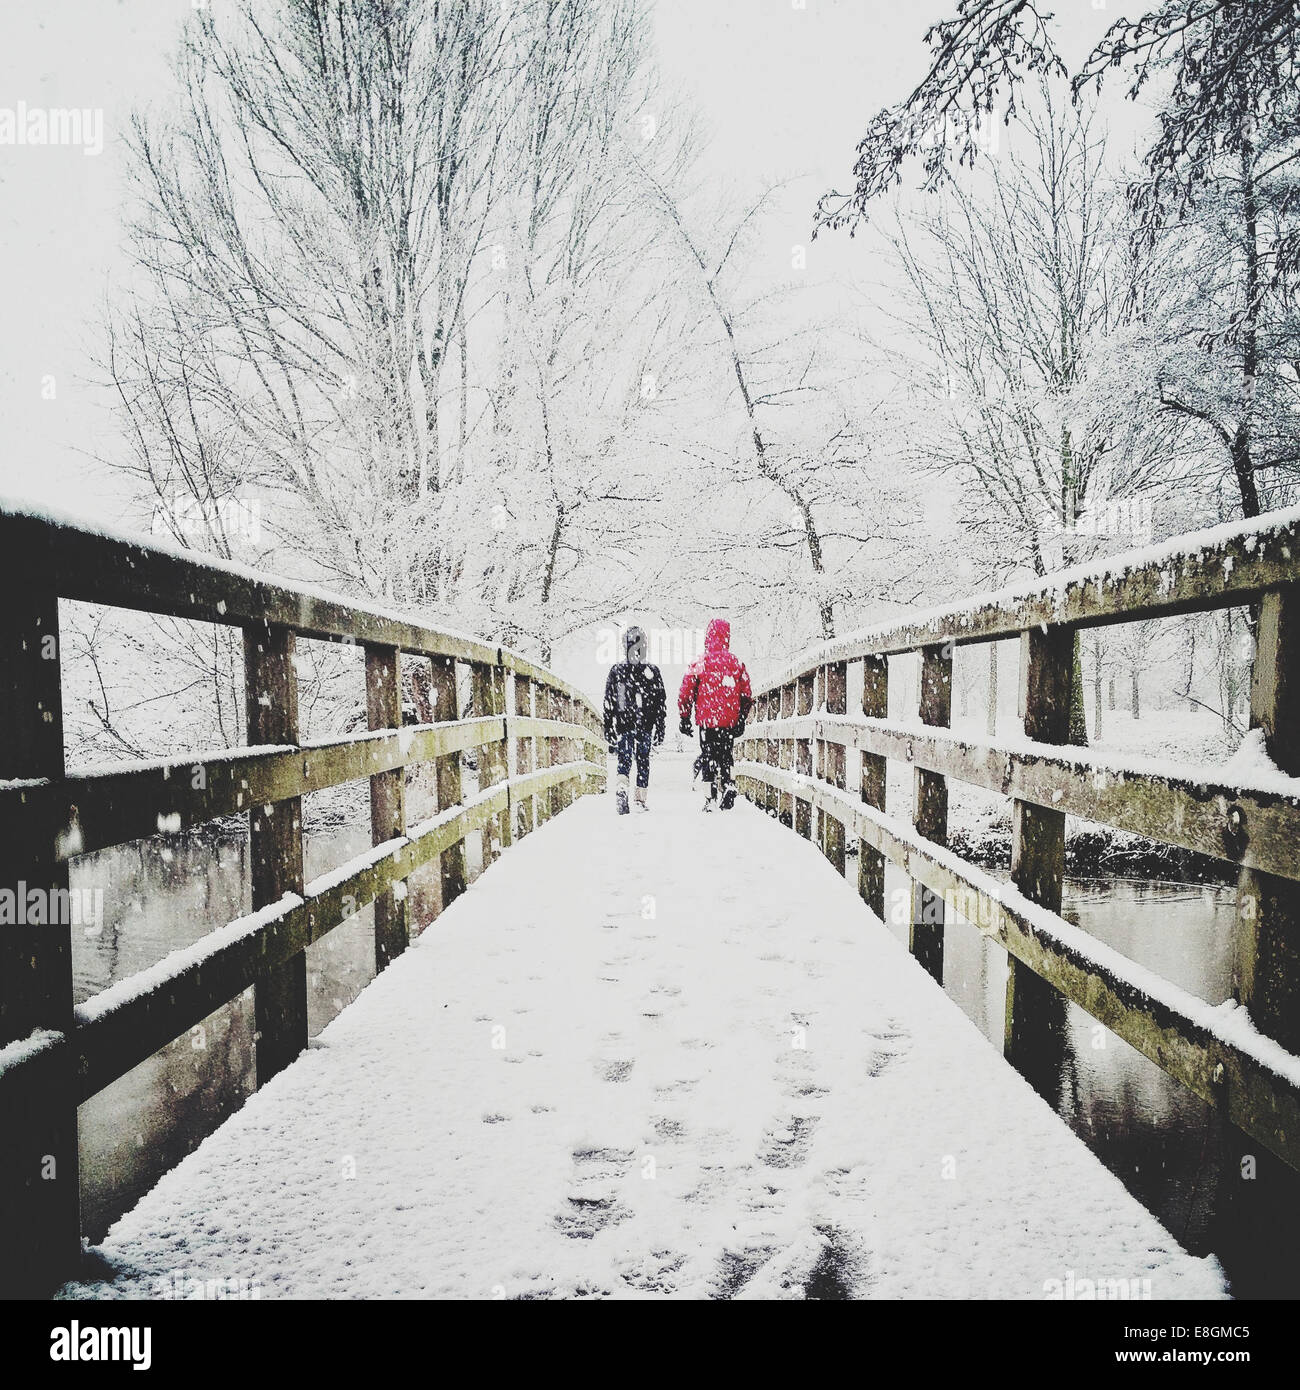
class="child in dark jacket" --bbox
[603,626,666,814]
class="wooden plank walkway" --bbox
[60,758,1223,1300]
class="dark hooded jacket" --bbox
[603,627,666,744]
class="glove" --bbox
[607,742,617,755]
[679,716,693,737]
[733,719,745,738]
[654,728,665,747]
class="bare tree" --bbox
[639,176,924,645]
[879,89,1188,739]
[822,0,1300,523]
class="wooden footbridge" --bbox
[1,500,1299,1298]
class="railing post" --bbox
[535,684,554,824]
[552,690,566,814]
[911,643,951,983]
[746,690,760,807]
[0,566,80,1296]
[779,680,796,826]
[365,643,408,970]
[795,671,814,838]
[470,661,502,866]
[494,663,513,850]
[548,687,564,818]
[245,621,306,1085]
[429,656,466,908]
[814,664,828,850]
[754,689,767,811]
[559,694,574,811]
[859,655,888,919]
[579,697,597,796]
[1236,590,1300,1048]
[1220,588,1300,1282]
[569,695,583,801]
[822,661,847,874]
[1004,627,1071,1096]
[764,690,777,814]
[514,674,535,839]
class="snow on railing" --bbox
[766,504,1300,688]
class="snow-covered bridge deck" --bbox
[63,760,1223,1300]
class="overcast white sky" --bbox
[0,0,1143,521]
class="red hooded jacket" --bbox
[679,619,753,730]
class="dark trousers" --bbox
[699,727,736,788]
[616,729,652,788]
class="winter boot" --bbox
[720,782,737,811]
[615,774,630,816]
[634,785,649,812]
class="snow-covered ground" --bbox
[62,753,1224,1300]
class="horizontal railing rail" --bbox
[0,502,594,703]
[744,714,1300,882]
[0,715,604,861]
[0,500,606,1297]
[736,508,1300,1177]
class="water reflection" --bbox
[74,827,375,1242]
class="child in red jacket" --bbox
[678,618,753,811]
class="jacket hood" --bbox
[704,619,731,654]
[625,626,647,662]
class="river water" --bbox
[70,828,1295,1297]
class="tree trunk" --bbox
[1131,670,1140,720]
[791,483,833,639]
[1069,630,1088,744]
[1184,624,1197,712]
[1092,645,1103,742]
[538,500,565,667]
[457,317,469,487]
[1107,676,1115,710]
[420,326,445,497]
[1233,119,1261,519]
[986,642,998,736]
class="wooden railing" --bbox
[0,502,605,1297]
[736,508,1300,1178]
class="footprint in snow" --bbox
[595,1058,634,1083]
[552,1146,635,1241]
[803,1224,875,1300]
[758,1114,819,1169]
[711,1245,776,1300]
[620,1250,688,1295]
[865,1023,911,1077]
[651,1115,687,1141]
